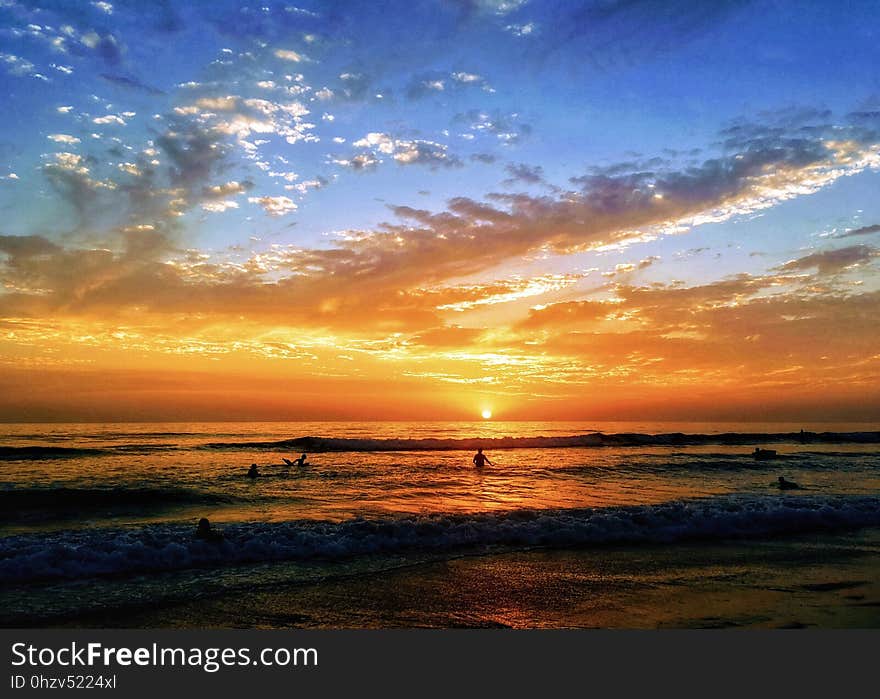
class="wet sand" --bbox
[45,528,880,629]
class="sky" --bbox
[0,0,879,422]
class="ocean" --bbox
[2,421,879,628]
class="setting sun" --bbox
[481,409,493,419]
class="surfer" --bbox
[247,463,260,479]
[195,517,224,542]
[777,476,800,490]
[473,448,494,468]
[283,453,309,467]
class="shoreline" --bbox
[9,527,880,629]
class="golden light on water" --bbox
[481,409,493,419]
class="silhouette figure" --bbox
[195,517,224,542]
[247,463,260,478]
[753,447,778,460]
[473,448,494,468]
[283,453,309,467]
[777,476,801,490]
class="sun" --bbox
[481,409,492,419]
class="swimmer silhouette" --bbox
[195,517,223,542]
[247,463,260,478]
[777,476,801,490]
[473,448,494,468]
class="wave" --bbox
[199,431,880,452]
[2,493,878,583]
[0,446,115,460]
[3,431,876,460]
[0,487,232,521]
[0,445,184,461]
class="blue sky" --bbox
[3,0,878,253]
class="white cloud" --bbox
[350,132,459,168]
[81,32,100,49]
[47,134,80,144]
[332,153,380,170]
[505,22,537,36]
[117,162,142,176]
[51,152,88,173]
[486,0,529,14]
[451,72,481,83]
[248,195,298,216]
[93,114,126,126]
[268,170,299,182]
[196,96,238,111]
[286,6,320,18]
[354,132,396,154]
[285,178,326,194]
[0,53,38,78]
[202,200,240,213]
[204,181,252,197]
[275,49,307,63]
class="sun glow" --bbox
[481,408,492,419]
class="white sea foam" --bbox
[1,494,878,584]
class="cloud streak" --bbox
[3,114,878,330]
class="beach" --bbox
[2,421,879,628]
[45,531,880,629]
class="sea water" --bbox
[1,421,879,626]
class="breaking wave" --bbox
[200,431,880,452]
[3,432,877,461]
[2,493,878,583]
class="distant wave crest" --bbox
[0,444,177,460]
[3,432,877,460]
[201,431,880,452]
[2,494,878,583]
[0,487,232,521]
[0,446,114,460]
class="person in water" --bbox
[292,453,308,466]
[247,463,260,478]
[778,476,800,490]
[195,517,223,542]
[473,448,494,468]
